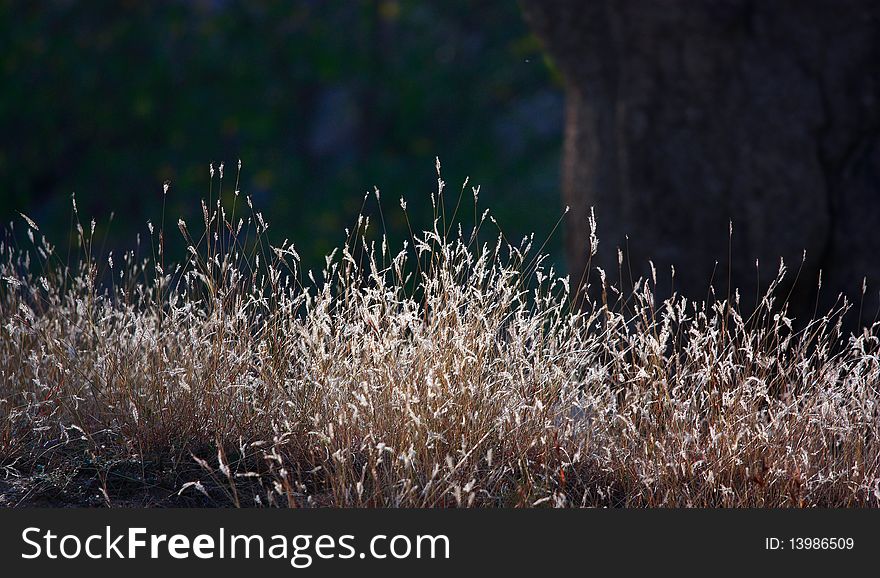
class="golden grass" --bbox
[1,165,878,507]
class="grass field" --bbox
[2,166,878,507]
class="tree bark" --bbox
[522,0,880,323]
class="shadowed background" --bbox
[5,1,880,327]
[523,0,880,326]
[0,0,564,269]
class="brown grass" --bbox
[1,164,878,507]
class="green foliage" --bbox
[0,0,563,267]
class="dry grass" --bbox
[1,163,878,507]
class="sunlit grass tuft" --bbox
[1,162,878,507]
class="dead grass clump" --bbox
[1,163,878,507]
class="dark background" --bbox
[522,1,880,324]
[0,0,564,269]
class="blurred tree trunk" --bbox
[522,0,880,323]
